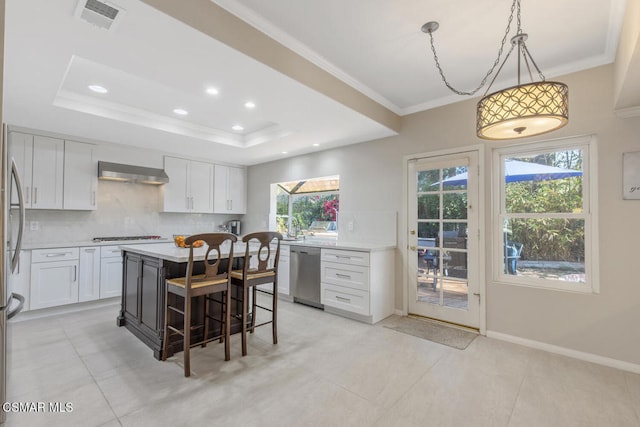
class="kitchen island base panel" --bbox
[117,250,246,360]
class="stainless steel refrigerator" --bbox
[1,124,26,423]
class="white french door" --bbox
[407,151,480,328]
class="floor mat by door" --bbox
[382,316,478,350]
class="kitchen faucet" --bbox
[289,217,300,238]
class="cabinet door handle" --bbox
[84,248,96,253]
[335,296,351,303]
[336,255,352,260]
[92,190,96,206]
[34,187,38,205]
[73,266,77,282]
[25,186,30,204]
[46,252,69,257]
[336,273,352,280]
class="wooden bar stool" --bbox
[231,231,282,356]
[162,232,237,377]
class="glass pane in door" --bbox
[416,165,469,311]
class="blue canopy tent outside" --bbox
[438,159,583,186]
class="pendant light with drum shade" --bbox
[421,0,568,140]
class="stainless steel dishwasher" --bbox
[290,246,323,309]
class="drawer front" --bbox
[101,245,123,259]
[31,247,79,263]
[321,262,369,291]
[321,249,369,266]
[321,283,369,316]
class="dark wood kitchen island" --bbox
[116,242,248,360]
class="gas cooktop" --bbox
[92,235,163,242]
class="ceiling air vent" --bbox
[74,0,125,31]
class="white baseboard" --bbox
[10,298,120,323]
[487,330,640,374]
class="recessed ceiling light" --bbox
[313,143,320,147]
[173,108,188,116]
[281,151,288,154]
[232,125,244,131]
[205,87,219,95]
[244,101,256,109]
[88,85,108,94]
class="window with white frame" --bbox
[493,136,598,293]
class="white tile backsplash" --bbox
[19,180,239,245]
[338,210,397,245]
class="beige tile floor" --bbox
[4,299,640,426]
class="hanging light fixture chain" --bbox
[426,0,520,96]
[521,43,546,81]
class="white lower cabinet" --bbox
[30,248,80,310]
[79,247,101,302]
[320,247,395,324]
[255,243,290,297]
[25,244,125,311]
[277,245,290,296]
[100,246,123,298]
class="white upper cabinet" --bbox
[63,140,97,210]
[162,156,213,213]
[8,132,33,207]
[189,160,214,213]
[9,132,64,209]
[162,156,189,212]
[213,164,246,214]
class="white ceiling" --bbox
[3,0,628,165]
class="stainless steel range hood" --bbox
[98,161,169,185]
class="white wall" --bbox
[243,140,401,244]
[247,64,640,367]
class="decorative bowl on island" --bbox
[173,235,204,248]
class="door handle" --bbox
[409,246,416,251]
[7,293,25,320]
[10,159,25,273]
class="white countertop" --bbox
[119,242,248,263]
[21,238,171,250]
[119,239,396,263]
[20,237,396,253]
[282,239,396,252]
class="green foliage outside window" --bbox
[274,185,339,235]
[506,150,584,263]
